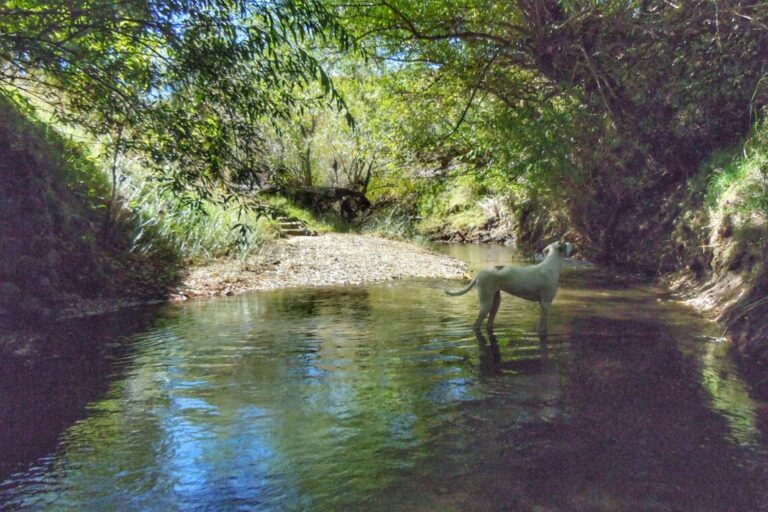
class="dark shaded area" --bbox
[0,306,161,481]
[388,314,768,511]
[0,96,182,327]
[284,186,371,222]
[520,315,767,511]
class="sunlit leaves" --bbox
[0,0,353,203]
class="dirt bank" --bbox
[423,196,570,255]
[655,171,768,396]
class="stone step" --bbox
[282,229,309,236]
[275,216,316,237]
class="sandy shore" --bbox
[177,233,469,299]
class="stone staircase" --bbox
[277,217,317,237]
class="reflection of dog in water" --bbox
[477,331,503,377]
[475,331,553,378]
[446,241,572,335]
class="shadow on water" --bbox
[0,307,163,480]
[384,315,768,511]
[1,245,768,511]
[522,313,767,511]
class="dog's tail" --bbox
[445,277,477,296]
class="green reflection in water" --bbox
[697,341,761,446]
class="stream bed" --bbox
[1,245,767,511]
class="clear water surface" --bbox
[1,244,767,511]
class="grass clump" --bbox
[705,116,768,221]
[360,204,423,242]
[676,112,768,284]
[118,165,278,263]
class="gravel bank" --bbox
[2,234,467,353]
[178,233,468,298]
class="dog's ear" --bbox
[543,245,551,256]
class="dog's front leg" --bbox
[538,302,550,336]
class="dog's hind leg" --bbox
[473,285,496,332]
[487,291,501,334]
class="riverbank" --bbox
[1,233,467,355]
[10,234,468,322]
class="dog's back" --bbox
[479,264,555,302]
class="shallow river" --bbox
[2,245,768,511]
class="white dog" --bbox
[446,241,572,335]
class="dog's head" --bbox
[544,241,573,257]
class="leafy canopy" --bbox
[1,0,354,201]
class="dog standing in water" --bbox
[445,241,572,335]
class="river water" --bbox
[1,245,767,511]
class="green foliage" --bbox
[412,177,486,235]
[262,195,344,234]
[1,0,354,204]
[360,204,423,241]
[119,170,277,262]
[339,0,768,265]
[704,151,747,211]
[5,0,768,274]
[255,65,406,200]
